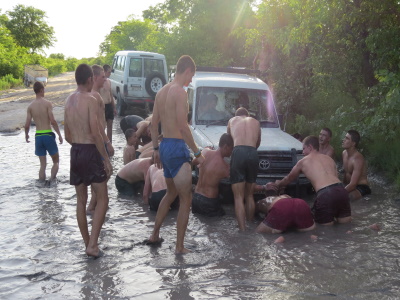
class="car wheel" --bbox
[145,72,166,98]
[117,92,126,116]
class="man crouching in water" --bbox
[145,55,205,254]
[64,64,112,257]
[275,136,351,225]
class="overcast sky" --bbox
[2,0,164,59]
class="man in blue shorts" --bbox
[24,81,63,184]
[64,64,112,258]
[145,55,205,254]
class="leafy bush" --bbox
[0,74,21,89]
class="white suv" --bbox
[188,67,309,194]
[109,51,168,116]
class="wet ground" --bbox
[1,115,400,299]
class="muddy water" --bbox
[1,118,399,299]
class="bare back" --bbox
[27,98,53,131]
[64,91,97,144]
[298,152,341,192]
[118,158,152,183]
[195,149,229,198]
[148,165,167,192]
[154,82,187,139]
[228,116,261,148]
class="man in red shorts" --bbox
[256,194,315,234]
[275,136,351,225]
[64,64,112,258]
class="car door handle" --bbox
[121,80,123,83]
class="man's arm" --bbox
[143,168,152,204]
[88,97,112,178]
[344,156,364,192]
[47,102,63,144]
[151,94,162,168]
[95,93,114,156]
[108,80,117,116]
[276,161,302,188]
[24,106,32,143]
[256,125,261,149]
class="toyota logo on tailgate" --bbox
[259,159,271,170]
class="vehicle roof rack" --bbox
[196,66,260,76]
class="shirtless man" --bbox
[100,64,116,143]
[255,194,315,234]
[123,129,138,164]
[227,107,261,231]
[145,55,204,254]
[143,164,179,211]
[342,130,371,200]
[192,133,233,217]
[115,157,153,196]
[64,64,112,258]
[275,136,351,225]
[24,81,63,184]
[319,127,335,159]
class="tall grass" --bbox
[0,74,21,90]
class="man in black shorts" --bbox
[100,64,116,143]
[64,64,112,258]
[227,108,261,231]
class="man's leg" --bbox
[172,162,193,254]
[348,189,362,201]
[106,119,113,143]
[86,185,97,215]
[244,182,256,222]
[231,182,246,231]
[76,184,90,248]
[49,152,59,181]
[86,181,109,257]
[148,176,179,243]
[38,156,47,181]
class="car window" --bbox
[195,87,279,127]
[129,58,142,77]
[144,59,164,77]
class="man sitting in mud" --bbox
[275,136,352,225]
[342,129,371,200]
[123,129,138,165]
[192,133,234,217]
[255,194,315,234]
[115,157,153,196]
[24,81,63,185]
[319,127,335,159]
[143,164,179,211]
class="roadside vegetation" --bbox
[1,1,399,187]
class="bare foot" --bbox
[310,235,318,241]
[274,236,285,244]
[175,247,191,254]
[86,246,103,258]
[369,223,381,231]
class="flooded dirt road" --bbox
[0,79,399,299]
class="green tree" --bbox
[4,5,56,53]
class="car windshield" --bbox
[195,87,279,127]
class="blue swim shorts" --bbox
[35,130,58,156]
[159,138,190,178]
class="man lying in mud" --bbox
[275,136,352,225]
[255,194,315,234]
[191,133,233,217]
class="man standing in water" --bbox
[100,64,116,143]
[64,64,112,258]
[275,136,351,225]
[342,130,371,200]
[227,107,261,231]
[145,55,204,254]
[24,81,63,185]
[319,127,335,159]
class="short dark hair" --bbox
[75,64,93,85]
[219,133,234,148]
[92,64,103,77]
[125,128,136,141]
[176,55,196,74]
[235,107,249,117]
[303,136,319,151]
[347,129,361,147]
[33,81,44,94]
[321,127,332,137]
[103,64,111,72]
